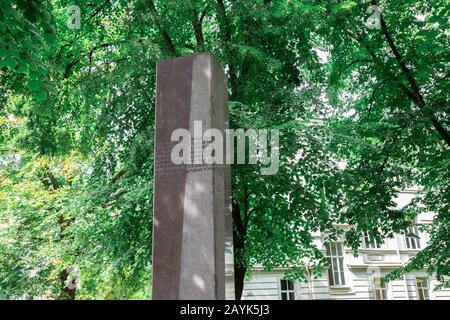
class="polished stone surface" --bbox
[152,53,233,300]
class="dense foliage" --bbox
[0,0,448,299]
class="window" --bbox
[363,232,382,249]
[280,279,295,300]
[416,277,429,300]
[405,225,420,249]
[325,242,346,286]
[373,277,388,300]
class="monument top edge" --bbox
[157,52,224,70]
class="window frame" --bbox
[325,242,346,287]
[404,224,421,250]
[279,278,296,300]
[363,231,383,249]
[415,276,430,300]
[372,276,389,300]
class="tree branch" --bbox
[216,0,238,99]
[345,59,372,71]
[64,60,80,80]
[367,78,391,118]
[232,196,245,235]
[200,4,209,24]
[90,0,111,18]
[346,30,419,104]
[243,182,249,233]
[111,169,127,184]
[339,59,373,79]
[63,42,123,79]
[374,1,422,103]
[372,0,450,147]
[347,29,450,145]
[47,171,60,190]
[190,5,205,48]
[145,0,177,56]
[377,130,401,174]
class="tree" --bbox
[1,0,448,300]
[306,0,449,287]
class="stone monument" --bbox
[152,52,234,300]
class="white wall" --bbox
[242,270,450,300]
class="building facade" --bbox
[242,190,450,300]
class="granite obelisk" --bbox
[152,53,234,300]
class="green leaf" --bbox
[17,63,28,73]
[27,80,41,91]
[43,32,57,44]
[332,1,357,13]
[29,71,39,80]
[24,7,39,23]
[34,90,47,102]
[416,43,429,53]
[340,1,357,10]
[38,67,48,75]
[40,9,52,24]
[5,58,18,69]
[0,48,8,57]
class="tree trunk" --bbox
[232,196,247,300]
[146,0,177,56]
[47,170,77,300]
[233,228,246,300]
[59,268,76,300]
[234,263,246,300]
